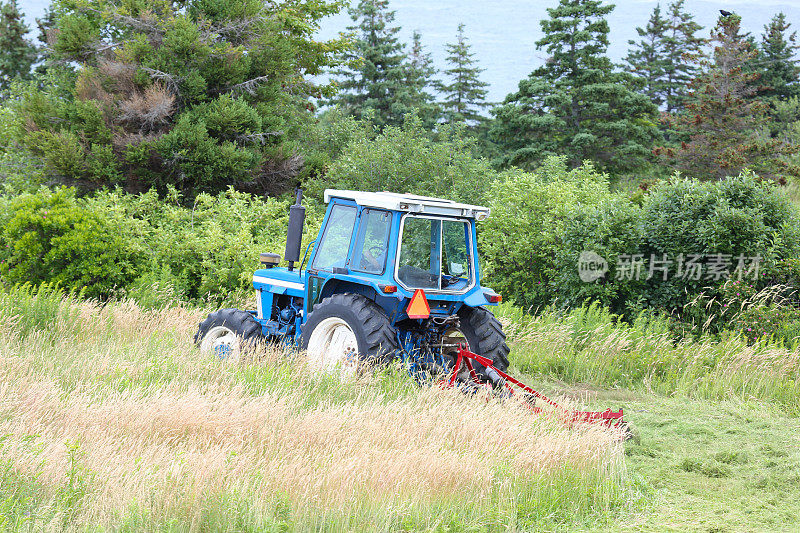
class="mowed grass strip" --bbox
[0,287,627,531]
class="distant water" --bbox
[19,0,800,103]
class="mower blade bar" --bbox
[452,346,628,432]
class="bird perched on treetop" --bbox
[720,9,734,16]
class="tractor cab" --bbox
[304,190,497,315]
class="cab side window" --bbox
[312,204,357,269]
[353,209,392,274]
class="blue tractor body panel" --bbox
[250,192,500,346]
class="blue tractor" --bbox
[195,189,509,381]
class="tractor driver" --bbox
[359,243,387,272]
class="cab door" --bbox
[304,201,358,315]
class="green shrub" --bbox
[557,195,645,315]
[639,172,799,304]
[544,171,800,321]
[0,188,140,297]
[734,304,800,347]
[480,157,613,309]
[314,113,494,204]
[86,187,325,302]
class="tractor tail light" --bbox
[484,292,502,303]
[379,284,397,294]
[406,289,430,319]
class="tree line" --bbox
[1,0,798,196]
[1,0,800,195]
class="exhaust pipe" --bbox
[284,189,305,271]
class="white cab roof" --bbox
[324,189,490,220]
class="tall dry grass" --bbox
[0,286,627,531]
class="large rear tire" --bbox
[300,293,398,375]
[454,306,510,374]
[195,308,263,359]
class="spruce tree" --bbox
[14,0,347,195]
[656,14,799,181]
[759,12,800,101]
[661,0,705,112]
[625,0,704,112]
[0,0,37,95]
[438,23,489,126]
[491,0,659,173]
[624,3,669,107]
[331,0,410,128]
[403,31,440,128]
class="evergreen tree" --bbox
[656,14,799,181]
[759,12,800,101]
[438,23,490,126]
[0,0,37,95]
[624,3,669,108]
[625,0,704,112]
[331,0,410,128]
[403,31,440,128]
[661,0,705,112]
[490,0,659,173]
[14,0,347,196]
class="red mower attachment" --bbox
[446,346,628,435]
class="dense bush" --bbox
[313,114,495,205]
[0,188,139,297]
[734,304,800,347]
[557,195,646,314]
[638,173,800,306]
[480,157,614,310]
[87,188,324,302]
[0,186,324,303]
[483,166,800,326]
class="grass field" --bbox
[1,287,799,531]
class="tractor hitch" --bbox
[446,346,629,436]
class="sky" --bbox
[18,0,800,102]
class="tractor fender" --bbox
[315,278,402,319]
[461,286,496,308]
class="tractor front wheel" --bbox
[301,293,398,376]
[195,308,263,359]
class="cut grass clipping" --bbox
[0,286,626,531]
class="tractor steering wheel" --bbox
[361,245,386,271]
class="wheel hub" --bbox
[200,326,240,360]
[306,317,359,376]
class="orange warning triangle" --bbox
[407,289,430,319]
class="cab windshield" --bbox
[397,216,473,291]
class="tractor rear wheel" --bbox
[195,308,263,359]
[453,306,510,375]
[301,293,398,376]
